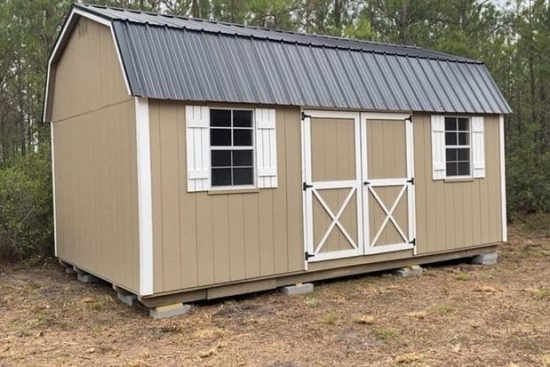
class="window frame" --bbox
[208,107,256,190]
[444,116,472,179]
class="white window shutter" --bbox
[431,115,446,180]
[255,108,277,188]
[185,106,210,192]
[471,116,485,178]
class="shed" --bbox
[44,4,510,310]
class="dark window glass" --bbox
[210,109,231,127]
[445,132,457,145]
[233,150,253,166]
[445,117,471,176]
[458,162,470,176]
[212,150,231,167]
[233,110,253,127]
[209,109,255,187]
[446,148,457,161]
[458,132,469,145]
[446,162,457,176]
[234,129,253,146]
[212,168,232,186]
[233,168,253,185]
[458,118,469,131]
[445,118,457,131]
[457,148,470,161]
[211,129,231,146]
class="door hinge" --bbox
[301,112,311,120]
[405,115,412,122]
[407,177,415,185]
[363,181,371,185]
[409,238,416,246]
[305,251,315,260]
[303,182,313,191]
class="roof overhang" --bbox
[43,6,131,122]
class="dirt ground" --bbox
[1,224,549,367]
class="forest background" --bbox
[0,0,548,261]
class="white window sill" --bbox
[207,187,259,195]
[444,176,475,183]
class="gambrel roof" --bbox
[44,3,511,121]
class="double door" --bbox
[302,111,416,262]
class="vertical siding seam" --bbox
[210,197,216,283]
[257,191,262,275]
[271,190,276,274]
[226,195,232,281]
[241,195,247,278]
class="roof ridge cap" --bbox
[78,3,480,64]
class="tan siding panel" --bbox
[284,109,304,273]
[51,18,128,122]
[413,113,503,255]
[149,103,304,293]
[367,120,407,179]
[243,194,261,278]
[160,105,182,291]
[311,117,355,182]
[51,17,137,292]
[53,100,139,292]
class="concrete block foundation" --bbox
[472,252,498,265]
[115,288,137,307]
[149,303,192,319]
[394,265,424,278]
[281,283,314,296]
[75,268,100,284]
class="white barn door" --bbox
[302,110,364,262]
[302,111,416,263]
[361,113,416,255]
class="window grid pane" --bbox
[445,117,471,177]
[210,109,254,187]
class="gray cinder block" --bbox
[149,303,192,319]
[117,292,137,307]
[472,252,498,266]
[281,283,314,296]
[74,268,100,284]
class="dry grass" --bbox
[1,223,549,366]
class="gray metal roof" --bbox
[76,3,512,114]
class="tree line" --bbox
[0,0,549,260]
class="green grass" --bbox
[529,288,550,299]
[373,326,397,341]
[455,272,471,281]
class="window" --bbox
[210,109,254,187]
[445,117,471,177]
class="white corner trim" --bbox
[135,97,154,296]
[43,7,131,122]
[499,115,507,242]
[51,123,58,257]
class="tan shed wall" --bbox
[51,18,139,292]
[150,105,503,293]
[149,101,304,293]
[51,18,128,122]
[310,113,503,272]
[413,113,503,254]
